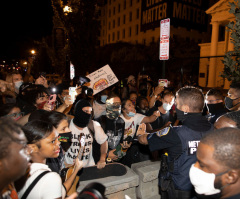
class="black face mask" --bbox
[58,132,72,151]
[176,108,188,122]
[73,99,92,128]
[73,111,91,128]
[207,103,224,115]
[225,96,240,110]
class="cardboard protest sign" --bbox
[86,65,119,95]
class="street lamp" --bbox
[63,5,72,15]
[31,50,36,55]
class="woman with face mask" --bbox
[43,111,72,173]
[43,111,83,194]
[120,99,160,140]
[19,120,83,199]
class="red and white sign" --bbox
[159,18,170,60]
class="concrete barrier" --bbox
[131,160,161,199]
[76,160,161,199]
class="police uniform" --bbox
[147,113,212,198]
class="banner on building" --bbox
[86,64,119,95]
[160,18,170,60]
[141,0,208,32]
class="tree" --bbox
[51,0,100,76]
[221,0,240,83]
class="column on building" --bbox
[207,21,219,87]
[224,26,234,89]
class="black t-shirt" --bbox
[98,116,125,150]
[147,106,174,130]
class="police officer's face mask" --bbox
[176,108,188,122]
[189,164,229,196]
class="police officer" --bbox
[138,86,213,199]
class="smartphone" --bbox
[69,87,77,103]
[158,79,168,87]
[39,72,46,78]
[48,94,57,110]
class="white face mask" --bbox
[162,103,172,111]
[14,80,23,90]
[189,164,221,195]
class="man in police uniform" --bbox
[138,86,212,199]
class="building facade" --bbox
[98,0,218,46]
[198,0,234,89]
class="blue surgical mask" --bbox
[127,112,135,117]
[101,95,108,103]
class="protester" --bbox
[19,120,83,198]
[147,92,175,130]
[129,91,138,107]
[121,75,137,100]
[0,103,23,121]
[136,96,149,115]
[225,82,240,111]
[190,127,240,199]
[120,99,159,139]
[214,111,240,129]
[42,111,72,173]
[0,118,30,199]
[16,84,50,115]
[149,85,164,108]
[205,89,228,124]
[138,86,212,199]
[64,99,108,169]
[97,93,127,161]
[2,72,23,104]
[92,90,108,120]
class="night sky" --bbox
[0,0,53,60]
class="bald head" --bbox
[214,111,240,129]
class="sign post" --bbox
[159,18,170,78]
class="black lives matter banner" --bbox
[141,0,208,32]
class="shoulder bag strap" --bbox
[21,171,50,199]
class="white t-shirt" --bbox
[93,100,106,119]
[120,113,145,139]
[64,120,108,167]
[18,163,65,199]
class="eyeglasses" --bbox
[5,112,24,118]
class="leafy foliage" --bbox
[221,0,240,83]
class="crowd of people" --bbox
[0,71,240,199]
